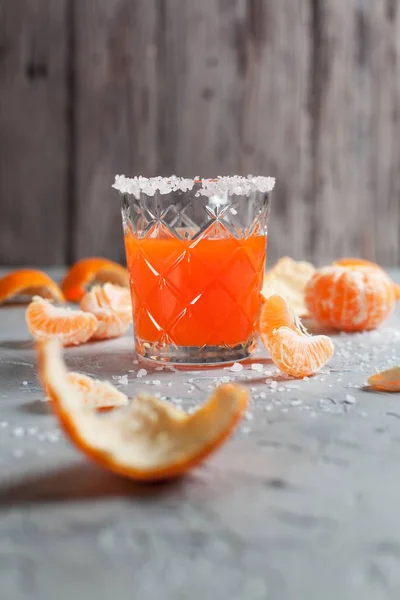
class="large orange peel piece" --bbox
[65,373,129,410]
[80,283,132,340]
[367,367,400,392]
[262,257,315,317]
[0,269,65,304]
[62,258,129,302]
[259,294,334,378]
[26,297,98,346]
[38,339,249,481]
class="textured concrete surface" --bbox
[1,269,400,600]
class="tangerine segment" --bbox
[305,266,395,332]
[80,283,132,340]
[262,257,315,317]
[367,367,400,392]
[268,326,334,378]
[62,258,129,302]
[259,293,301,349]
[259,294,334,377]
[0,269,65,305]
[66,373,128,410]
[26,297,98,346]
[38,339,249,481]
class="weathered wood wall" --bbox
[0,0,399,267]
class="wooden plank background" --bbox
[0,0,399,267]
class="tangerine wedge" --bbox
[0,269,64,305]
[26,297,98,346]
[367,367,400,392]
[62,258,129,302]
[38,339,249,481]
[80,283,132,340]
[259,294,334,378]
[262,257,315,317]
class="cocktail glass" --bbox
[113,175,275,364]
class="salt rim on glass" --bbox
[112,175,276,199]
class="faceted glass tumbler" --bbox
[118,178,272,364]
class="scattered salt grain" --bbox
[270,381,278,389]
[0,421,8,428]
[251,363,264,372]
[277,387,285,392]
[150,380,161,386]
[22,381,28,386]
[344,394,356,405]
[119,375,128,386]
[303,376,309,381]
[137,369,147,378]
[230,362,244,373]
[13,427,24,437]
[260,392,267,399]
[28,427,38,435]
[220,376,231,383]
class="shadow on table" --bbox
[0,462,182,506]
[0,340,34,350]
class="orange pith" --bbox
[62,258,129,302]
[26,297,98,346]
[38,339,249,481]
[367,366,400,392]
[0,269,65,304]
[305,265,396,332]
[80,283,132,340]
[259,294,334,378]
[65,372,128,410]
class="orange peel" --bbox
[0,269,65,305]
[26,297,98,346]
[38,339,249,481]
[65,373,129,410]
[367,366,400,392]
[262,257,315,317]
[62,258,129,302]
[259,294,334,378]
[80,283,132,340]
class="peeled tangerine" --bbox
[367,367,400,393]
[38,339,249,481]
[305,263,396,331]
[80,283,132,340]
[259,294,334,378]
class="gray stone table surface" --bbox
[1,268,400,600]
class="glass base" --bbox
[135,336,257,365]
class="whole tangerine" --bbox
[305,265,395,332]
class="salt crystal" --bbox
[344,394,356,404]
[22,381,28,386]
[28,427,38,435]
[150,380,161,385]
[251,363,264,372]
[0,421,8,428]
[230,362,243,372]
[265,405,273,411]
[250,387,258,392]
[137,369,147,378]
[277,387,285,392]
[260,392,267,399]
[245,412,254,421]
[290,399,302,406]
[119,375,128,385]
[270,381,278,389]
[303,376,309,381]
[13,427,24,437]
[220,376,231,383]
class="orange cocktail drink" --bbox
[114,175,275,364]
